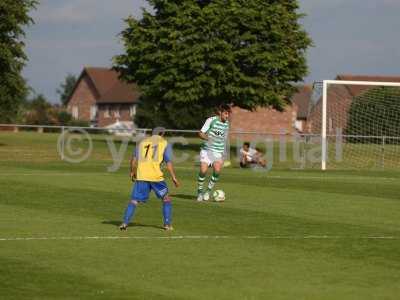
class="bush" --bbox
[57,111,72,125]
[67,120,90,128]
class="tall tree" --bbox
[0,0,37,123]
[114,0,311,128]
[57,74,77,106]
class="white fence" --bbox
[1,124,400,170]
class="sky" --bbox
[23,0,400,103]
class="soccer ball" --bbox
[213,190,225,202]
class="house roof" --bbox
[68,67,140,104]
[291,85,312,119]
[307,74,400,118]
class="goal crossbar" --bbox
[323,80,400,87]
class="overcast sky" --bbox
[23,0,400,103]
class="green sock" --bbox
[197,172,206,195]
[207,171,220,191]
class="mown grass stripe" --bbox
[0,235,398,242]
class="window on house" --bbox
[329,118,333,133]
[90,105,97,120]
[104,106,110,118]
[295,120,303,132]
[72,106,79,119]
[113,106,120,118]
[130,105,136,117]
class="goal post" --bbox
[315,80,400,170]
[321,80,328,170]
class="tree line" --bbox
[1,0,312,129]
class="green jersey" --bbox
[200,116,229,154]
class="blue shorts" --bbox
[131,181,169,202]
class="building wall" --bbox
[229,105,298,141]
[97,104,135,127]
[306,85,352,135]
[67,75,97,122]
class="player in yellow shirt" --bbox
[120,128,179,231]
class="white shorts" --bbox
[245,155,253,162]
[199,149,223,166]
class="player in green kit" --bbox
[197,104,231,201]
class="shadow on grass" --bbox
[102,220,164,230]
[171,193,197,201]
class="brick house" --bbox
[230,105,297,141]
[67,66,311,135]
[306,75,400,134]
[229,85,311,140]
[66,67,140,127]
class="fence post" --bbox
[300,134,306,169]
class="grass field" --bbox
[1,131,400,299]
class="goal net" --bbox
[308,80,400,170]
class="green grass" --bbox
[1,132,400,299]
